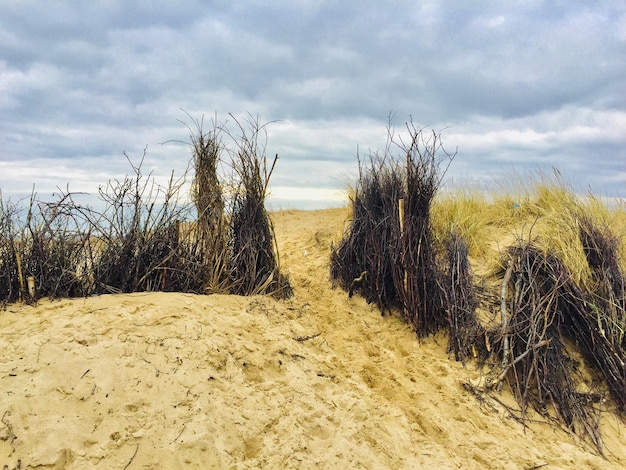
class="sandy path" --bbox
[0,208,624,469]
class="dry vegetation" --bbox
[331,125,626,454]
[1,114,625,459]
[431,178,626,452]
[0,114,290,306]
[330,120,455,336]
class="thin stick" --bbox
[398,198,404,234]
[499,259,514,391]
[172,425,186,443]
[398,198,408,309]
[122,444,139,470]
[497,339,550,382]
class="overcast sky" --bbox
[1,1,625,209]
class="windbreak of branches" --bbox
[87,152,204,294]
[187,115,228,293]
[578,215,626,350]
[0,189,102,303]
[467,211,626,454]
[330,156,403,310]
[568,216,626,412]
[399,125,451,335]
[1,154,209,305]
[227,115,292,298]
[23,191,96,298]
[444,232,484,364]
[493,243,604,452]
[330,120,626,452]
[331,120,456,337]
[0,114,290,306]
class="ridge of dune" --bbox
[1,208,625,469]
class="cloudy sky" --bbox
[1,1,625,209]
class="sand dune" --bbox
[1,208,624,469]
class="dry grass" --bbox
[432,171,626,288]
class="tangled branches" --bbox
[331,119,455,336]
[494,243,603,451]
[0,113,290,305]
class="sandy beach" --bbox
[1,208,625,469]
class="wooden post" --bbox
[398,198,405,235]
[16,251,25,302]
[399,199,408,314]
[27,276,36,299]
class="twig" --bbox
[497,339,551,382]
[36,339,50,363]
[15,251,24,303]
[294,333,321,342]
[525,464,548,470]
[499,259,514,391]
[172,425,186,443]
[122,444,139,470]
[1,411,17,443]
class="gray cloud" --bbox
[1,0,625,206]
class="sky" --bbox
[1,0,625,210]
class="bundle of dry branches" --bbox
[566,216,626,412]
[494,243,603,452]
[0,197,25,304]
[444,232,484,363]
[331,118,455,337]
[330,155,403,311]
[398,124,452,336]
[183,114,229,293]
[578,215,626,351]
[227,115,291,298]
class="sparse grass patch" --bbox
[432,189,492,258]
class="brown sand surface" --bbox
[1,208,625,469]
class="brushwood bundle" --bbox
[331,119,455,336]
[0,113,290,305]
[494,243,604,451]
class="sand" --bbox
[1,208,624,469]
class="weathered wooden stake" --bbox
[16,251,25,302]
[27,276,36,299]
